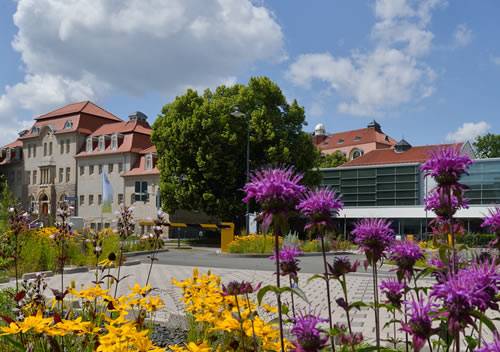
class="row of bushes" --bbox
[227,233,356,254]
[0,228,161,278]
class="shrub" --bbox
[227,234,279,254]
[458,232,495,247]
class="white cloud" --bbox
[491,56,500,66]
[0,0,284,144]
[446,121,490,142]
[453,24,472,47]
[287,0,444,117]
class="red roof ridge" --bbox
[36,101,122,121]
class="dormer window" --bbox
[111,134,118,150]
[86,137,93,152]
[145,154,153,170]
[98,136,105,151]
[338,139,344,144]
[353,136,361,141]
[5,149,11,161]
[64,120,73,129]
[31,126,40,135]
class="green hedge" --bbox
[458,233,495,247]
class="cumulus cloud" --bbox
[287,0,444,116]
[446,121,490,142]
[0,0,284,144]
[491,56,500,66]
[453,24,472,47]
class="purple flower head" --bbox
[243,167,305,230]
[431,261,500,334]
[352,218,394,263]
[401,294,439,352]
[291,311,328,352]
[389,241,425,280]
[380,278,406,308]
[297,188,343,231]
[424,187,469,219]
[327,256,359,279]
[476,333,500,352]
[482,208,500,234]
[270,245,302,281]
[221,281,262,296]
[420,147,473,186]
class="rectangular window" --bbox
[98,194,102,205]
[80,166,84,176]
[90,223,96,231]
[66,140,70,153]
[89,165,94,175]
[58,168,63,183]
[66,167,70,183]
[27,171,31,185]
[108,163,113,173]
[111,134,118,150]
[33,170,37,185]
[43,143,47,156]
[79,195,84,205]
[118,162,123,173]
[33,145,36,157]
[97,223,103,232]
[98,136,105,151]
[98,165,103,174]
[134,181,149,202]
[89,194,94,205]
[28,145,31,158]
[86,138,93,152]
[118,193,124,205]
[145,155,153,170]
[49,142,52,156]
[60,141,64,154]
[104,223,110,228]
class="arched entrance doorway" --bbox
[39,193,49,216]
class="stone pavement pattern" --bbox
[1,262,498,346]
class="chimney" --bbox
[367,120,382,133]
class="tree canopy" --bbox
[474,133,500,158]
[152,77,320,220]
[316,151,347,168]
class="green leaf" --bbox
[1,336,25,351]
[465,335,478,350]
[349,300,370,310]
[307,274,326,284]
[470,310,498,333]
[257,284,280,305]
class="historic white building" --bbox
[0,101,162,232]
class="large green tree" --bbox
[152,77,320,220]
[317,151,347,168]
[474,133,500,158]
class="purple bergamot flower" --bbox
[270,245,302,281]
[420,146,473,186]
[352,218,395,263]
[482,207,500,234]
[380,278,406,308]
[401,293,439,352]
[327,256,359,279]
[424,187,469,219]
[291,311,329,352]
[243,166,305,230]
[297,188,343,231]
[476,333,500,352]
[389,240,425,280]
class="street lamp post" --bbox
[231,107,250,234]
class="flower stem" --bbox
[274,228,285,352]
[145,235,160,286]
[371,262,381,352]
[113,245,124,298]
[320,233,335,351]
[246,293,259,352]
[393,310,397,349]
[289,276,296,318]
[234,294,246,352]
[403,280,409,352]
[340,276,353,336]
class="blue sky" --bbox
[0,0,499,146]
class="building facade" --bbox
[320,141,499,237]
[312,120,397,160]
[0,102,162,231]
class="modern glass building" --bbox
[320,158,500,237]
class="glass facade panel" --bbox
[321,165,420,206]
[462,159,500,205]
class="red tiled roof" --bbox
[315,127,396,150]
[2,139,22,149]
[140,145,156,154]
[123,153,159,177]
[89,120,151,137]
[76,133,153,157]
[36,101,121,121]
[340,143,463,167]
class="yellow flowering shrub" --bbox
[34,226,58,238]
[171,268,292,351]
[0,282,164,352]
[227,234,281,254]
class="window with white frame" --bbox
[86,138,93,152]
[89,165,94,175]
[111,134,118,150]
[66,140,70,153]
[145,154,153,170]
[134,181,148,202]
[98,136,105,151]
[64,120,73,129]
